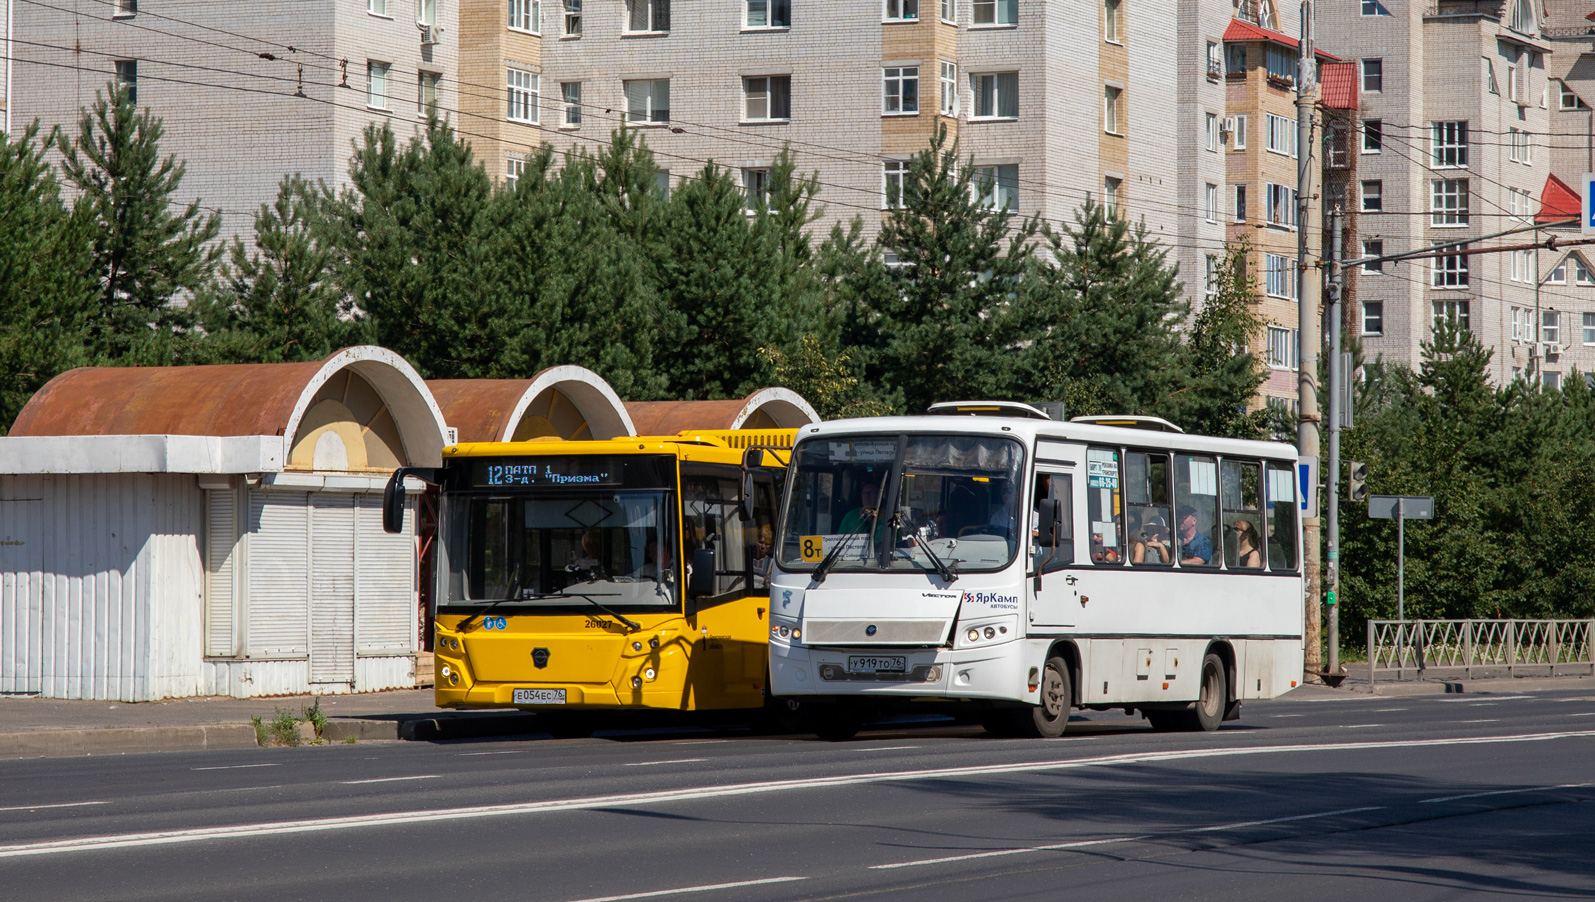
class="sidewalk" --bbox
[4,672,1592,759]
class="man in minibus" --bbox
[1176,505,1214,566]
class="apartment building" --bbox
[8,0,458,237]
[1315,0,1595,387]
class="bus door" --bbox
[681,464,776,709]
[1028,455,1080,629]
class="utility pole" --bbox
[1326,207,1343,679]
[1296,0,1323,677]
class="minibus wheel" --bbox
[1179,653,1227,732]
[1010,655,1071,738]
[807,704,864,741]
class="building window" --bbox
[113,0,137,17]
[369,0,387,15]
[884,67,920,114]
[1361,179,1382,212]
[561,81,582,126]
[1508,128,1532,163]
[1431,245,1469,288]
[1509,187,1532,221]
[1577,257,1595,285]
[1265,182,1297,230]
[1205,254,1219,297]
[1265,45,1296,85]
[942,0,956,23]
[885,0,919,20]
[1103,176,1122,218]
[1559,80,1589,110]
[1233,114,1247,148]
[1226,44,1247,76]
[1360,58,1382,93]
[1511,0,1535,34]
[1432,300,1470,330]
[1207,41,1223,80]
[974,0,1018,26]
[1265,255,1297,299]
[1362,239,1383,272]
[420,0,438,26]
[506,156,525,189]
[1103,85,1122,134]
[884,160,909,209]
[1510,306,1528,341]
[626,0,670,32]
[564,0,583,35]
[1362,119,1382,153]
[418,71,440,116]
[973,72,1019,119]
[743,167,770,213]
[1103,0,1120,42]
[1204,183,1218,222]
[1266,325,1298,369]
[1206,112,1219,151]
[1542,310,1560,345]
[624,78,670,123]
[1543,371,1562,390]
[746,0,791,27]
[1509,248,1531,282]
[1233,184,1246,222]
[509,0,540,32]
[367,61,389,109]
[940,61,958,116]
[114,59,138,105]
[1485,58,1498,94]
[507,68,539,123]
[655,170,671,198]
[1361,0,1390,15]
[975,164,1019,211]
[1363,301,1384,334]
[1266,113,1296,157]
[1430,121,1468,168]
[744,75,792,122]
[1431,179,1469,226]
[1582,312,1595,345]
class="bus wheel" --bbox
[753,693,805,735]
[1179,653,1227,732]
[1011,655,1071,739]
[538,713,595,740]
[808,705,863,742]
[1143,710,1180,732]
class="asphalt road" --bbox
[3,689,1594,901]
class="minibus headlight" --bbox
[967,628,980,642]
[984,627,996,639]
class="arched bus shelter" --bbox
[0,347,447,701]
[428,366,636,443]
[625,388,820,446]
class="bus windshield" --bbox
[442,455,679,608]
[779,434,1025,574]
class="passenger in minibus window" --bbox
[1177,506,1214,565]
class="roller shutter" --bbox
[245,492,310,657]
[356,494,415,654]
[310,493,356,684]
[203,487,238,657]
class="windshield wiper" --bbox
[811,510,875,584]
[896,514,958,584]
[522,591,642,632]
[459,564,525,632]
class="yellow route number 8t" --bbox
[800,535,824,563]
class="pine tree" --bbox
[0,123,95,430]
[1162,238,1271,437]
[56,83,221,366]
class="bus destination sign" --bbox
[474,458,622,488]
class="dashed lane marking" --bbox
[561,877,807,902]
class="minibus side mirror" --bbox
[689,547,717,598]
[1036,498,1062,548]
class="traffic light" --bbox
[1347,461,1369,502]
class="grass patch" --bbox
[302,699,327,738]
[250,715,269,746]
[268,706,301,747]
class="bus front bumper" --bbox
[769,641,1038,705]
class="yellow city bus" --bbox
[384,430,793,736]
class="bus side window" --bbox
[1032,472,1073,573]
[1221,460,1265,570]
[1085,447,1123,565]
[1265,462,1299,570]
[1125,451,1173,567]
[750,475,777,589]
[682,470,748,598]
[1174,454,1220,568]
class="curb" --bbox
[0,724,258,759]
[1330,674,1595,697]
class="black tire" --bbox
[538,713,595,739]
[752,692,805,735]
[808,705,864,742]
[1144,709,1180,732]
[980,711,1017,737]
[1178,653,1228,732]
[1009,655,1071,738]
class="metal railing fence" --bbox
[1366,619,1595,681]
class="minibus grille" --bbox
[803,619,948,645]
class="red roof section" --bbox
[1222,20,1342,61]
[1318,61,1358,110]
[1538,173,1582,224]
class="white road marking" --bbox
[874,806,1382,869]
[0,801,108,813]
[193,764,282,771]
[1372,708,1408,712]
[216,786,284,794]
[1419,782,1591,804]
[621,759,708,767]
[1339,724,1383,729]
[5,730,1594,859]
[675,740,732,745]
[459,750,528,756]
[1460,719,1499,724]
[1438,696,1531,703]
[1268,714,1304,718]
[1568,712,1595,717]
[340,775,441,785]
[561,877,806,902]
[853,746,920,752]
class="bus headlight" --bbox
[967,628,980,642]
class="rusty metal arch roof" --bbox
[624,388,819,437]
[428,366,635,444]
[11,346,450,467]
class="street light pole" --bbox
[1326,206,1343,679]
[1296,0,1323,677]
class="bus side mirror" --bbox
[739,448,761,522]
[689,547,717,597]
[382,473,407,534]
[1036,498,1061,547]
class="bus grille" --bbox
[803,620,948,645]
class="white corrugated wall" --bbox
[0,474,202,702]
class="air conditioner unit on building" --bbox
[1222,116,1237,135]
[419,23,439,45]
[1545,341,1564,357]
